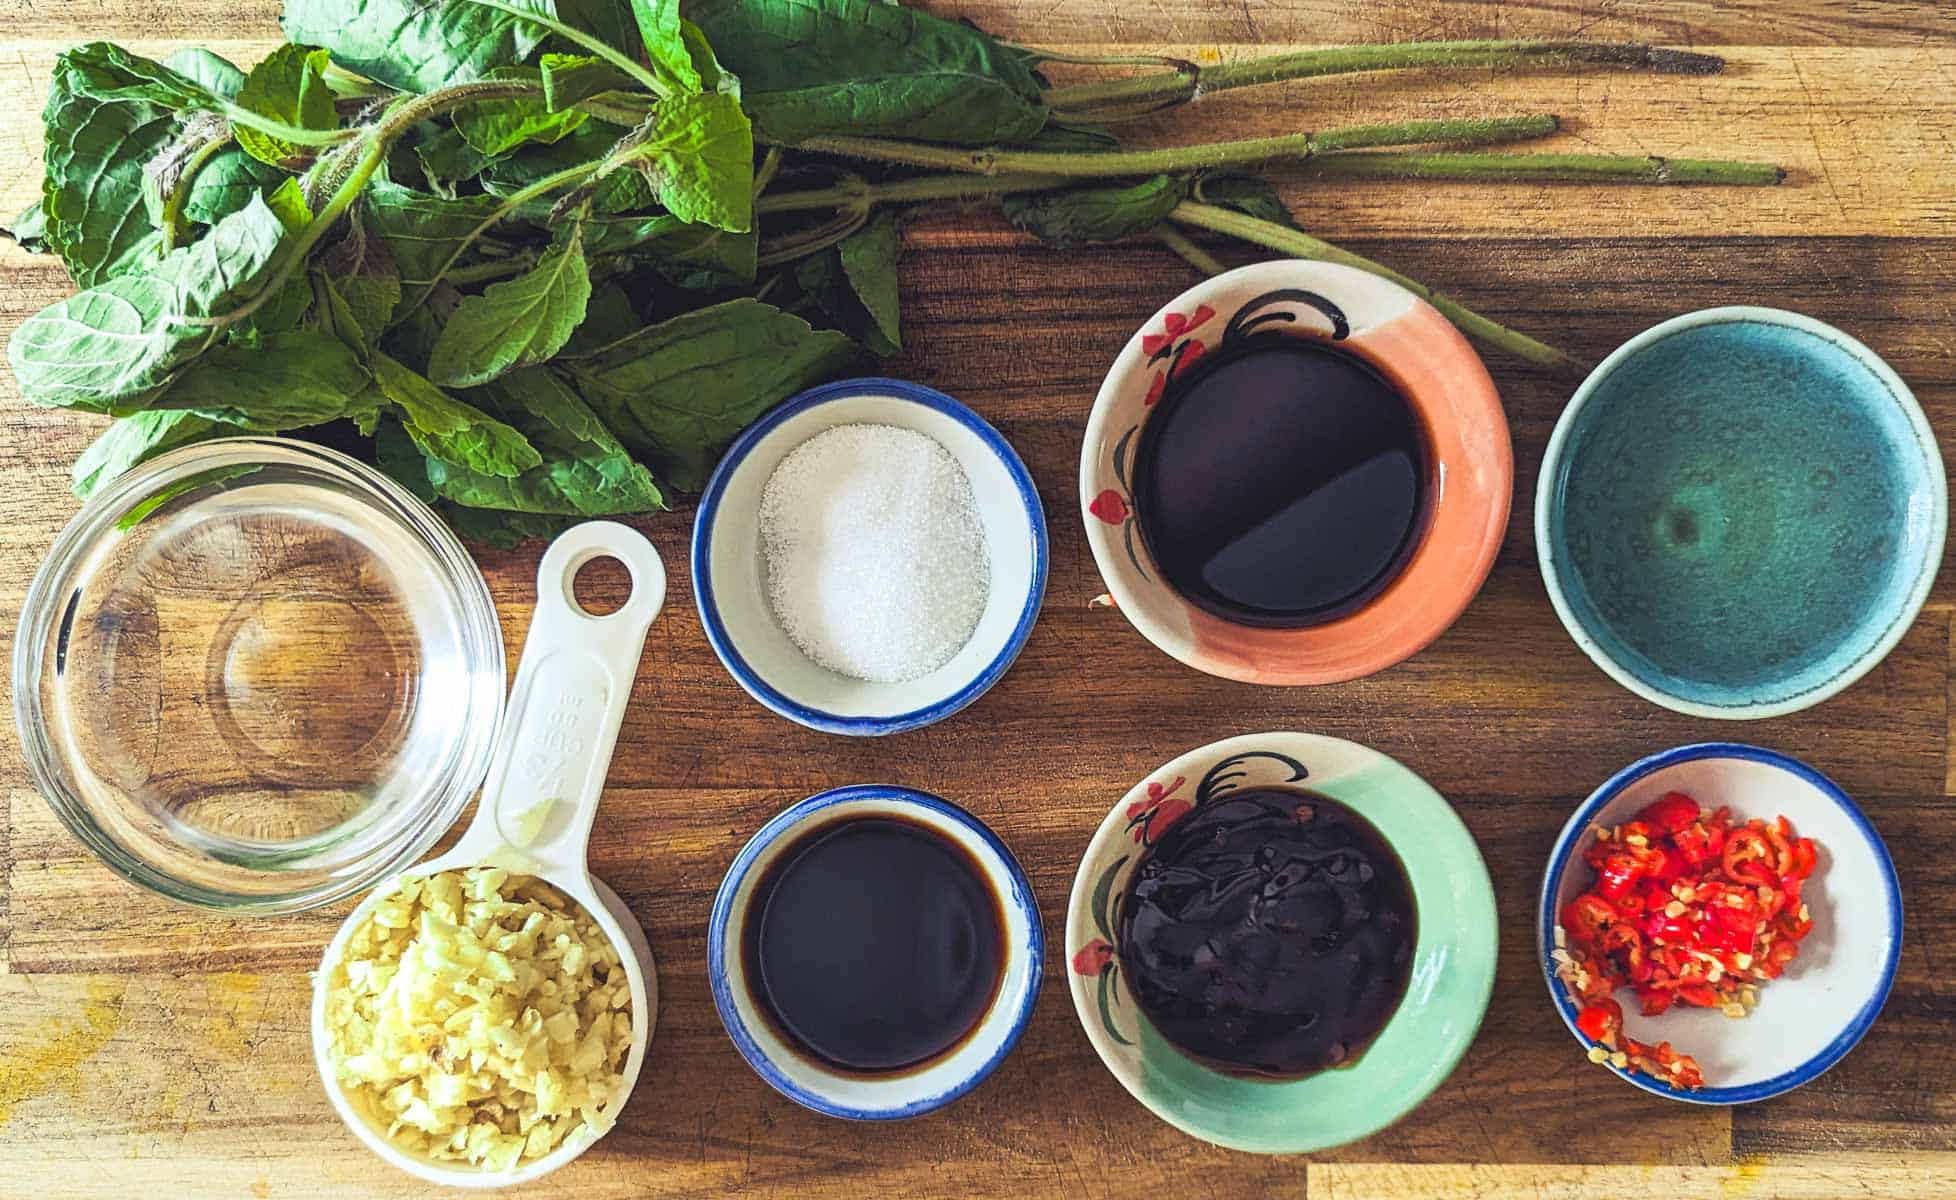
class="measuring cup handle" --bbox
[454,521,666,875]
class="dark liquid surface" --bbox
[1132,338,1429,627]
[742,816,1006,1074]
[1118,789,1417,1079]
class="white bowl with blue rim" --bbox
[1539,743,1902,1104]
[693,378,1047,736]
[707,785,1043,1119]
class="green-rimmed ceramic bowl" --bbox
[1063,732,1497,1154]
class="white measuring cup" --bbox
[310,521,666,1188]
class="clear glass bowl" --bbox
[13,438,506,913]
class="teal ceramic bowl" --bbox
[1537,308,1946,720]
[1063,733,1497,1154]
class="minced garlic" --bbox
[322,868,633,1171]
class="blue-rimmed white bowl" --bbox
[1539,743,1902,1104]
[708,785,1043,1119]
[693,378,1046,736]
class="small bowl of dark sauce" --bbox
[1065,733,1497,1153]
[1081,260,1512,684]
[709,786,1042,1118]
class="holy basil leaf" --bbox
[562,206,755,285]
[679,19,739,98]
[562,282,637,354]
[1029,121,1120,152]
[561,297,861,489]
[836,210,901,353]
[146,330,372,428]
[281,0,558,93]
[603,91,752,232]
[162,48,248,98]
[73,410,225,498]
[8,194,287,411]
[1194,172,1299,229]
[61,41,229,112]
[627,0,701,94]
[316,212,403,354]
[413,127,501,196]
[692,0,1046,146]
[371,351,542,477]
[175,142,288,230]
[789,211,900,355]
[439,502,573,547]
[373,417,439,501]
[427,223,591,386]
[481,121,649,212]
[539,53,636,110]
[1002,174,1188,248]
[233,44,339,167]
[40,52,176,286]
[453,67,588,155]
[427,367,664,514]
[7,201,49,253]
[362,182,505,309]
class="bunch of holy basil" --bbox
[5,1,1783,543]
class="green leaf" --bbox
[371,351,542,477]
[8,194,288,411]
[7,201,49,253]
[480,121,647,212]
[73,410,225,497]
[562,206,755,285]
[837,210,901,353]
[412,126,501,196]
[692,0,1046,146]
[562,298,861,489]
[148,330,372,428]
[453,66,588,155]
[161,48,248,98]
[562,282,636,354]
[539,53,636,110]
[61,41,229,112]
[427,223,591,386]
[679,19,739,98]
[280,0,559,92]
[180,146,289,228]
[40,52,176,286]
[373,417,439,501]
[1028,121,1120,152]
[427,367,663,514]
[789,212,900,356]
[233,44,339,167]
[1002,174,1188,248]
[603,91,752,232]
[316,213,403,353]
[1194,172,1299,229]
[439,502,573,547]
[362,182,505,308]
[546,0,637,65]
[626,0,701,94]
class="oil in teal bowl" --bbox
[1537,308,1946,719]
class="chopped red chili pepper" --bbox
[1552,794,1823,1092]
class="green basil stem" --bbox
[792,114,1560,176]
[752,147,783,198]
[445,254,537,286]
[1155,225,1227,275]
[398,159,606,319]
[1044,39,1724,118]
[1167,200,1579,370]
[218,105,362,148]
[1307,149,1786,185]
[755,207,871,267]
[756,172,1075,216]
[455,0,674,97]
[1008,45,1199,71]
[189,80,540,330]
[157,134,233,252]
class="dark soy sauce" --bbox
[1118,789,1416,1080]
[742,816,1006,1074]
[1132,337,1430,627]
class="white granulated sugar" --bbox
[760,423,992,683]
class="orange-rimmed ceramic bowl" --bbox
[1080,260,1512,685]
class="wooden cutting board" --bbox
[3,3,1954,1196]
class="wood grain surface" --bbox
[4,3,1956,1197]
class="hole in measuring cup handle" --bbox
[539,522,668,626]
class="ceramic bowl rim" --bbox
[1534,305,1949,720]
[1535,741,1903,1105]
[1078,259,1512,686]
[692,377,1048,736]
[706,785,1044,1120]
[1063,730,1499,1153]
